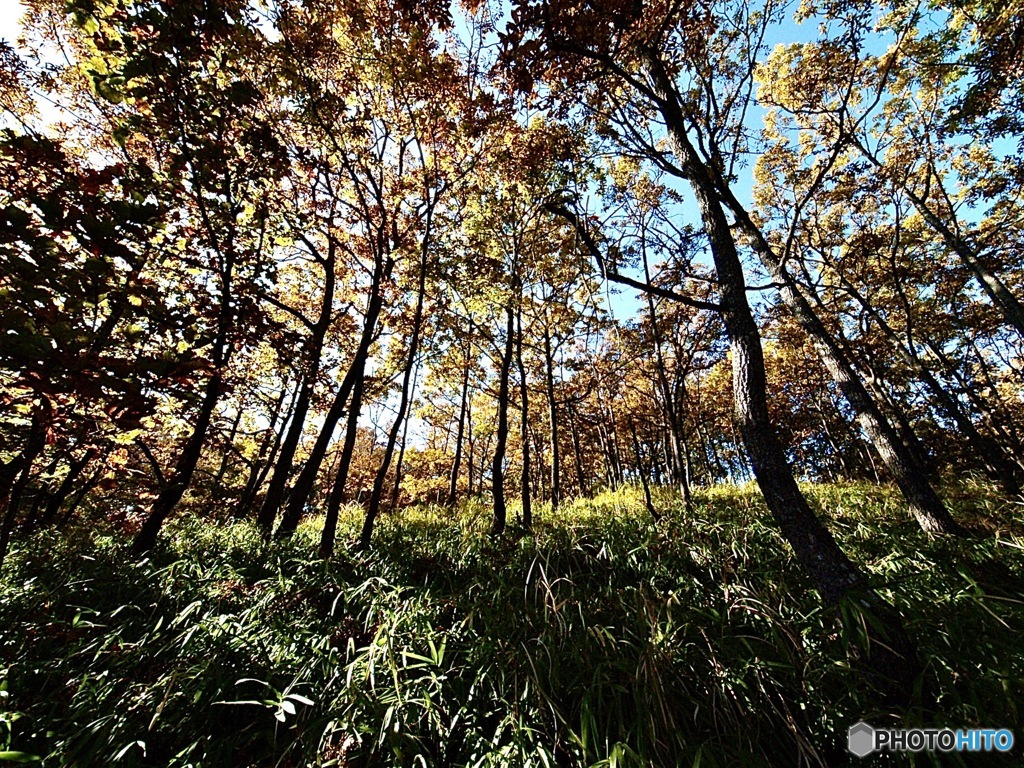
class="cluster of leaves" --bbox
[1,483,1021,766]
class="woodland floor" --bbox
[1,482,1022,767]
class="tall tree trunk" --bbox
[390,357,421,509]
[257,252,336,531]
[446,354,471,507]
[568,400,587,496]
[278,255,392,536]
[639,53,918,694]
[491,304,516,537]
[466,393,475,497]
[721,176,963,535]
[843,274,1022,496]
[317,371,367,549]
[132,371,224,554]
[356,210,433,552]
[641,242,693,510]
[629,420,660,521]
[516,298,532,529]
[0,397,52,570]
[542,324,561,511]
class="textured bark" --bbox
[640,51,918,695]
[722,176,963,535]
[840,274,1022,497]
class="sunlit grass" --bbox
[1,482,1022,766]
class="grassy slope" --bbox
[1,482,1022,767]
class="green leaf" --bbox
[0,753,42,763]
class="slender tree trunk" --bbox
[279,255,393,535]
[568,400,587,496]
[357,210,433,552]
[491,305,516,537]
[446,350,471,507]
[852,138,1024,338]
[466,393,475,497]
[629,421,660,521]
[39,447,98,529]
[210,408,244,497]
[516,299,532,529]
[390,357,421,509]
[235,381,293,519]
[542,324,561,511]
[132,371,224,554]
[840,275,1022,496]
[257,254,336,531]
[317,372,367,548]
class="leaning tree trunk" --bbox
[132,370,224,554]
[643,52,918,694]
[721,180,963,535]
[317,371,367,550]
[278,254,392,536]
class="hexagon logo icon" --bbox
[848,721,875,757]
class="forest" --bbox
[1,0,1023,764]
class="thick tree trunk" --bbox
[491,305,516,537]
[722,181,963,535]
[642,52,918,695]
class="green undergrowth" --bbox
[1,482,1022,766]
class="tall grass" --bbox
[1,482,1021,766]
